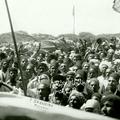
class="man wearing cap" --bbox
[63,71,75,90]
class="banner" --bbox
[0,92,117,120]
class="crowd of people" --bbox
[0,37,120,119]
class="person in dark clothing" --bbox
[101,94,120,119]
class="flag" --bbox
[73,5,75,16]
[113,0,120,13]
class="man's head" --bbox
[74,73,82,87]
[52,75,65,91]
[105,68,114,78]
[107,49,114,60]
[100,64,108,75]
[1,59,9,70]
[84,99,100,113]
[21,57,28,69]
[107,73,119,93]
[39,74,50,86]
[68,92,85,109]
[49,61,59,76]
[59,63,67,73]
[12,60,19,69]
[89,78,100,93]
[87,67,97,79]
[37,63,48,75]
[66,71,75,83]
[64,85,72,97]
[82,62,89,73]
[101,95,120,119]
[37,83,50,100]
[58,54,64,63]
[26,64,34,76]
[9,67,18,80]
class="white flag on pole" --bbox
[113,0,120,13]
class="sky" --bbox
[0,0,120,36]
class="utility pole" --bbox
[5,0,27,96]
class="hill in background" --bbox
[0,31,120,44]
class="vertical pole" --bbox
[73,5,75,34]
[4,0,27,96]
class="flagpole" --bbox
[4,0,27,96]
[73,5,75,34]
